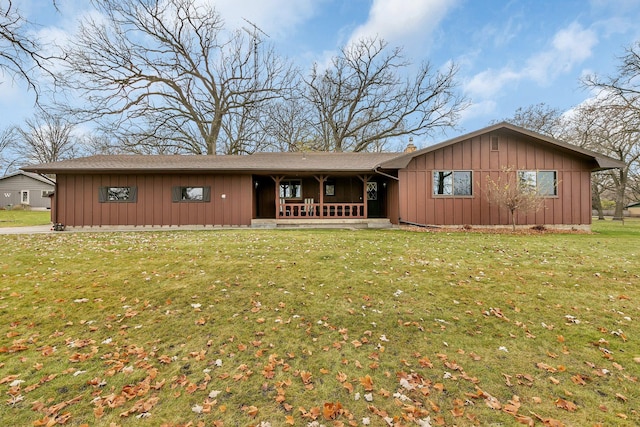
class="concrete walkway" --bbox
[0,225,53,234]
[0,224,249,234]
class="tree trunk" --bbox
[206,114,223,155]
[591,187,605,220]
[612,169,627,221]
[510,209,516,232]
[612,192,625,221]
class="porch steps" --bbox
[251,218,393,229]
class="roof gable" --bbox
[379,122,626,171]
[0,170,56,185]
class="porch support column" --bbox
[358,175,371,218]
[314,175,327,218]
[271,176,285,218]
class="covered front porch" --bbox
[252,173,393,221]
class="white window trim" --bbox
[20,190,30,205]
[432,170,473,197]
[517,170,558,197]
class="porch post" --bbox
[272,176,284,218]
[314,175,327,218]
[359,175,371,218]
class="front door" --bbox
[366,181,385,218]
[255,178,276,218]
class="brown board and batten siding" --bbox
[398,130,594,227]
[24,123,625,229]
[55,173,252,227]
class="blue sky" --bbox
[2,0,640,148]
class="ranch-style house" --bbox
[23,123,624,230]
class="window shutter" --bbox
[172,187,181,202]
[203,186,211,202]
[129,186,138,202]
[98,187,108,203]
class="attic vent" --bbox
[491,136,499,151]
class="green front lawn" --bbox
[0,221,638,426]
[0,209,51,227]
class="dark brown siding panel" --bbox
[399,130,596,227]
[54,173,252,227]
[385,180,399,224]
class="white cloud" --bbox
[464,68,520,99]
[202,0,323,39]
[525,22,597,84]
[347,0,459,48]
[464,22,598,99]
[459,99,498,125]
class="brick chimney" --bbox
[404,137,417,153]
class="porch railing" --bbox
[278,202,365,219]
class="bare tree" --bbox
[0,1,57,98]
[584,41,640,109]
[574,99,639,220]
[55,0,295,155]
[498,103,566,139]
[0,128,15,175]
[485,167,546,231]
[13,112,80,165]
[305,37,467,152]
[628,167,640,202]
[582,41,640,219]
[260,96,317,152]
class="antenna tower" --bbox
[242,18,269,84]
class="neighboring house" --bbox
[627,202,640,217]
[0,171,55,209]
[22,123,624,230]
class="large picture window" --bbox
[279,180,302,199]
[172,186,211,202]
[433,171,472,196]
[99,186,137,203]
[518,171,557,196]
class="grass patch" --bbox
[0,209,51,227]
[0,220,638,426]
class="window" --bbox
[41,190,54,198]
[366,182,378,200]
[518,171,557,196]
[279,180,302,199]
[491,136,499,151]
[324,182,335,196]
[172,186,211,202]
[20,190,30,205]
[433,171,472,196]
[98,186,138,203]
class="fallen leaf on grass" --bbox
[242,405,258,418]
[555,398,577,412]
[514,414,534,426]
[360,375,374,391]
[323,401,343,420]
[615,393,628,402]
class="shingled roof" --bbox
[22,123,625,175]
[23,152,402,174]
